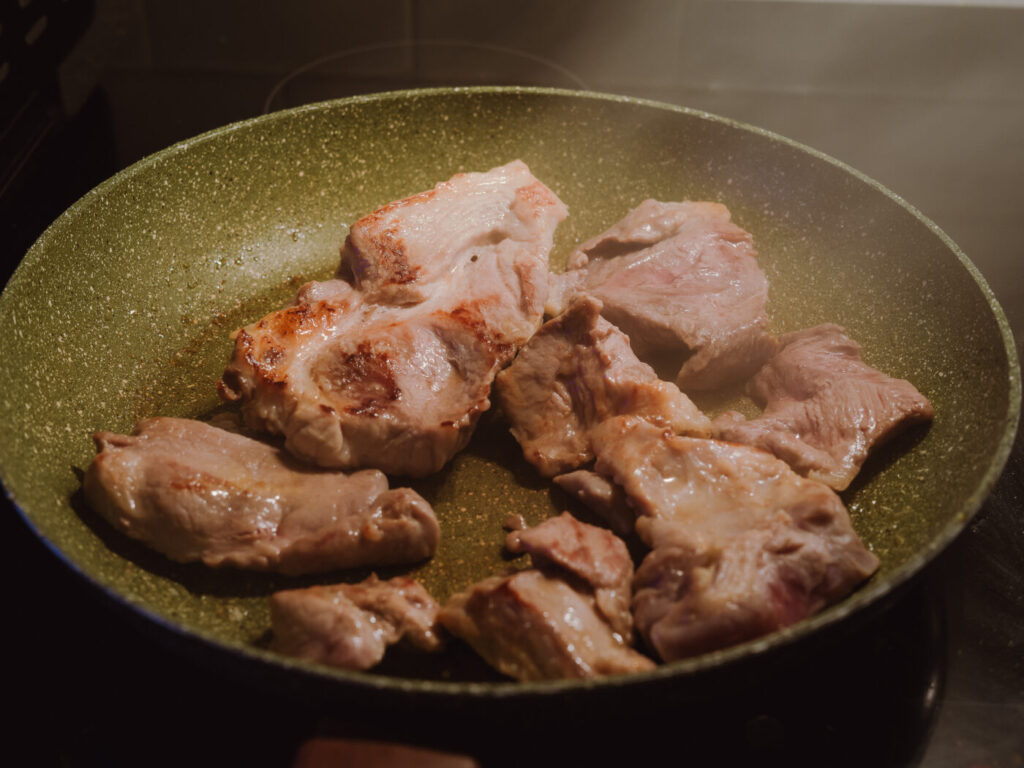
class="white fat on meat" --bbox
[219,161,568,477]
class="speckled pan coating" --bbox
[1,87,1019,699]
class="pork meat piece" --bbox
[439,515,654,681]
[344,159,565,317]
[494,295,710,477]
[269,574,442,670]
[587,416,879,662]
[439,571,655,681]
[552,470,635,536]
[220,162,567,477]
[504,511,635,641]
[549,200,776,391]
[221,280,505,476]
[712,324,935,491]
[84,418,440,575]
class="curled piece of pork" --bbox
[83,418,440,575]
[584,416,880,662]
[495,295,711,477]
[548,199,776,391]
[439,513,655,681]
[712,323,935,491]
[270,575,442,670]
[220,161,567,477]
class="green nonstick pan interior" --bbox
[1,87,1018,699]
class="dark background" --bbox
[2,2,1022,766]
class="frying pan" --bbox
[1,88,1018,704]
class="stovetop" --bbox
[3,3,1022,766]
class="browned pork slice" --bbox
[504,512,635,641]
[269,575,442,670]
[220,162,567,477]
[494,295,710,477]
[586,416,879,662]
[712,324,935,491]
[439,514,655,680]
[221,280,505,476]
[345,160,566,317]
[548,199,776,391]
[83,418,439,575]
[439,572,655,681]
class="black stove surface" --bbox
[4,4,1022,766]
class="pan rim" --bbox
[3,85,1020,699]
